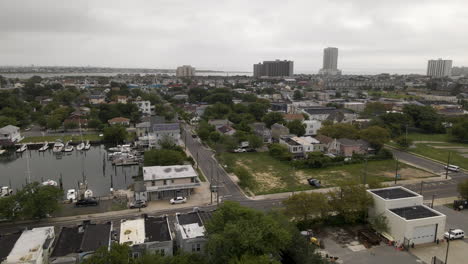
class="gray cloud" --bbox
[0,0,467,73]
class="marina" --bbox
[0,145,140,197]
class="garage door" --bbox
[412,224,436,244]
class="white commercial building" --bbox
[4,227,55,264]
[427,59,452,78]
[368,187,446,246]
[176,65,196,78]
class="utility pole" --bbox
[184,128,187,151]
[363,158,368,185]
[420,181,424,195]
[210,161,213,204]
[431,194,436,208]
[216,168,220,206]
[445,152,451,179]
[394,158,399,184]
[445,228,453,264]
[196,151,199,170]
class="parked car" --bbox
[444,164,460,172]
[129,200,147,209]
[307,178,321,187]
[233,148,246,153]
[75,198,99,207]
[170,196,187,204]
[444,229,464,240]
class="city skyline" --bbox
[1,0,468,73]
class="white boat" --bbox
[53,140,64,153]
[84,140,91,150]
[38,141,49,152]
[84,189,93,198]
[76,142,85,151]
[108,145,122,152]
[0,186,13,197]
[0,149,6,155]
[63,141,74,152]
[66,189,77,201]
[16,144,27,153]
[42,179,58,187]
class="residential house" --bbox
[279,135,324,158]
[249,122,272,143]
[108,117,130,126]
[283,113,304,122]
[116,96,128,104]
[303,120,322,136]
[302,107,357,123]
[271,123,290,141]
[50,222,112,264]
[216,124,236,136]
[151,123,180,147]
[4,227,55,264]
[315,135,334,152]
[142,165,201,200]
[134,100,154,115]
[208,119,233,129]
[119,216,173,258]
[337,138,370,157]
[175,210,213,254]
[89,94,106,105]
[368,187,446,245]
[0,125,22,146]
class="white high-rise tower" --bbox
[319,47,341,76]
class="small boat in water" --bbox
[16,144,27,153]
[53,140,64,153]
[63,141,74,152]
[76,142,85,151]
[84,140,91,150]
[0,186,13,197]
[42,179,58,187]
[38,141,49,152]
[66,189,77,201]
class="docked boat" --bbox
[53,140,64,153]
[42,179,58,187]
[0,186,13,197]
[38,141,49,152]
[63,141,74,152]
[76,142,85,151]
[16,144,27,153]
[66,189,77,201]
[84,140,91,150]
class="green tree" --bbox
[395,136,413,149]
[318,123,359,139]
[248,102,269,121]
[144,149,186,166]
[0,116,17,127]
[283,192,330,221]
[247,134,263,149]
[286,120,306,136]
[0,196,19,220]
[88,119,103,129]
[359,126,390,150]
[457,179,468,200]
[403,105,444,133]
[228,255,280,264]
[451,120,468,142]
[362,102,387,117]
[210,131,221,142]
[293,90,303,100]
[205,202,292,264]
[16,183,63,219]
[64,121,79,131]
[268,143,292,161]
[328,182,373,224]
[103,125,128,143]
[369,213,389,233]
[262,112,285,128]
[82,243,133,264]
[46,116,61,131]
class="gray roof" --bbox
[0,232,21,262]
[80,223,111,252]
[145,216,172,242]
[0,125,19,134]
[390,205,439,220]
[136,122,150,128]
[152,123,179,132]
[371,188,418,200]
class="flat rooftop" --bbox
[371,187,418,200]
[145,216,172,242]
[6,227,54,263]
[143,165,197,181]
[80,223,111,252]
[177,212,205,239]
[119,219,145,245]
[0,232,21,262]
[51,227,83,257]
[390,205,440,220]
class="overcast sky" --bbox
[1,0,467,74]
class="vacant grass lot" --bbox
[23,134,102,143]
[219,152,434,195]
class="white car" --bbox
[233,148,246,153]
[444,164,460,172]
[170,196,187,204]
[444,229,464,240]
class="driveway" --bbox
[434,205,468,232]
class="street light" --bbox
[445,228,454,264]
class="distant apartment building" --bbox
[319,47,341,76]
[253,60,294,77]
[427,59,452,78]
[176,65,196,78]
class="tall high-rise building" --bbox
[319,47,341,76]
[427,59,452,78]
[253,60,293,78]
[176,65,196,77]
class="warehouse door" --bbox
[412,224,436,244]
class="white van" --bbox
[444,164,460,172]
[444,229,464,240]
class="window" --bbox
[151,181,155,186]
[192,243,201,252]
[191,177,195,183]
[163,180,167,185]
[196,243,201,252]
[132,252,140,258]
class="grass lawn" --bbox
[219,152,434,195]
[410,143,468,170]
[406,132,452,142]
[23,134,102,143]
